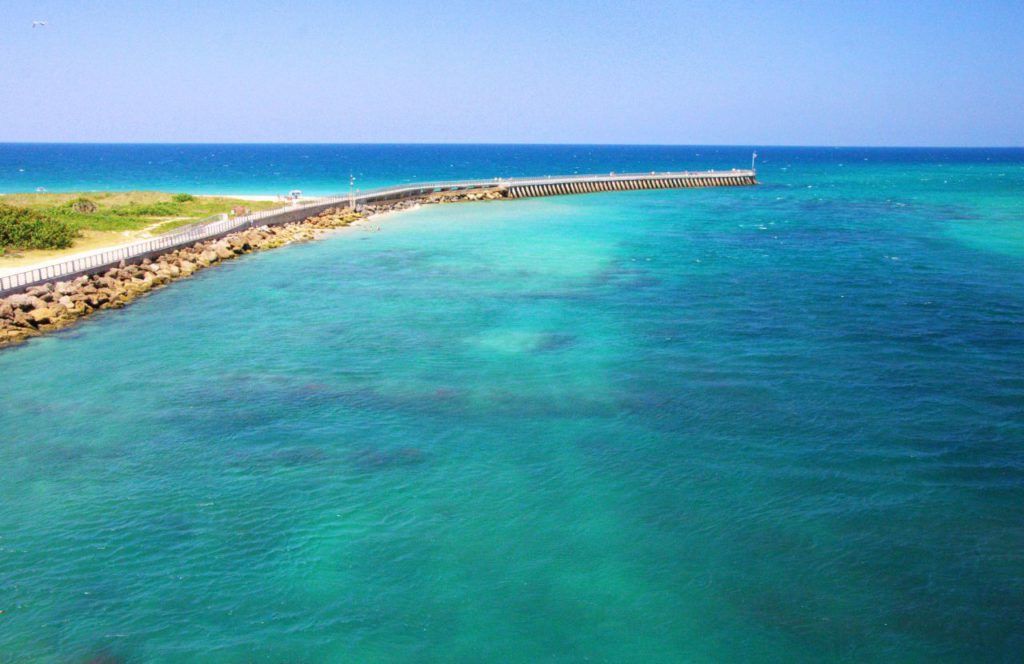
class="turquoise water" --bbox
[1,147,1023,662]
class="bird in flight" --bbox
[32,20,48,28]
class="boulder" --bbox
[1,329,29,344]
[6,294,36,311]
[29,308,54,325]
[116,284,140,300]
[87,292,110,308]
[12,309,34,328]
[228,236,249,252]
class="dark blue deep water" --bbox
[0,145,1022,662]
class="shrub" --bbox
[0,204,77,250]
[71,197,98,214]
[172,193,195,203]
[112,202,181,216]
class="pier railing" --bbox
[0,205,346,295]
[0,169,754,296]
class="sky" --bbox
[1,0,1022,146]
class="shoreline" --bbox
[197,194,325,202]
[0,199,431,349]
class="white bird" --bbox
[32,20,47,28]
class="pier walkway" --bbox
[0,169,756,296]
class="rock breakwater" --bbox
[0,188,510,350]
[0,207,363,348]
[425,188,505,204]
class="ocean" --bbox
[0,144,1022,662]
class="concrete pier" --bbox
[502,170,755,198]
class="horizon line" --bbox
[0,141,1022,150]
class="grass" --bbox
[0,191,284,236]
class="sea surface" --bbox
[0,145,1022,663]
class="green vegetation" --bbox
[0,204,77,252]
[0,191,283,251]
[71,197,98,214]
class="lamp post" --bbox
[751,151,758,174]
[349,174,355,210]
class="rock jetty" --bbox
[425,188,505,204]
[0,207,364,348]
[0,189,507,350]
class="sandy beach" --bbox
[198,194,321,203]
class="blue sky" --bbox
[2,0,1022,145]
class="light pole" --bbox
[349,174,355,210]
[751,151,758,174]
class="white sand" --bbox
[199,194,323,202]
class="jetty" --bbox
[0,169,755,297]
